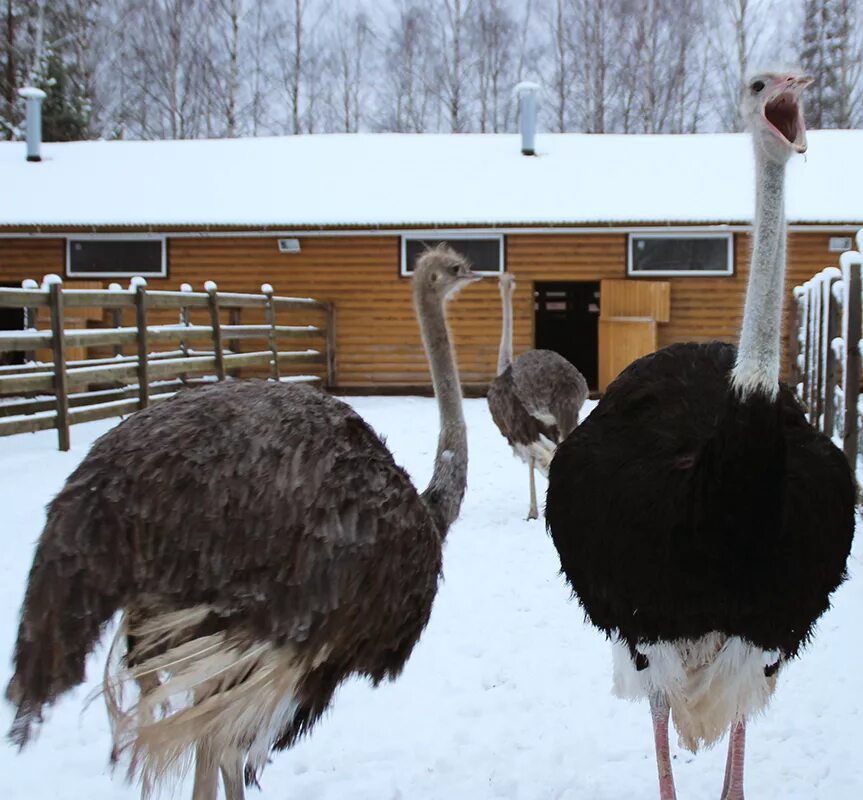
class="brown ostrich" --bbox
[6,246,480,800]
[487,273,587,519]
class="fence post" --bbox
[325,301,337,389]
[108,282,124,358]
[228,306,241,377]
[811,275,824,423]
[178,283,192,385]
[799,283,811,411]
[46,275,70,451]
[840,251,862,468]
[789,286,803,393]
[262,283,280,381]
[821,269,841,436]
[206,281,226,381]
[21,278,39,363]
[132,278,149,410]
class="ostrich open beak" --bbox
[762,74,813,154]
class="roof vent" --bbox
[18,86,47,163]
[515,82,540,156]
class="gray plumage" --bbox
[487,273,587,519]
[6,246,481,800]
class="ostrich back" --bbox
[488,349,587,468]
[8,380,442,748]
[546,341,854,659]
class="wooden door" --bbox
[598,279,670,391]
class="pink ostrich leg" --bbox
[721,719,746,800]
[649,693,678,800]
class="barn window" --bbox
[66,237,167,278]
[401,234,504,276]
[628,233,733,277]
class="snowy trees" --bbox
[1,0,96,140]
[801,0,863,128]
[2,0,861,140]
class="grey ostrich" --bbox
[487,273,587,519]
[6,246,481,800]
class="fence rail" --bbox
[0,277,336,450]
[792,230,863,469]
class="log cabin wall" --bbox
[0,230,854,389]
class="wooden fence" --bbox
[0,277,336,450]
[791,230,863,468]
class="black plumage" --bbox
[547,341,854,660]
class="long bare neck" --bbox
[497,283,514,374]
[731,155,787,400]
[414,287,468,535]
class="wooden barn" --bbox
[1,129,861,392]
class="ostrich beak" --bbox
[762,74,812,154]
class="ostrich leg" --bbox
[192,742,219,800]
[221,752,246,800]
[649,692,678,800]
[720,719,746,800]
[527,459,539,520]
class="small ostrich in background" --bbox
[6,246,481,800]
[546,72,854,799]
[487,273,587,519]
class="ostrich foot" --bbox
[649,692,678,800]
[526,508,538,521]
[720,719,746,800]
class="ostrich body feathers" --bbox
[7,380,443,788]
[488,349,587,476]
[546,341,854,748]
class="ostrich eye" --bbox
[751,80,765,93]
[448,265,459,275]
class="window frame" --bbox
[627,232,734,278]
[400,232,505,277]
[65,234,168,279]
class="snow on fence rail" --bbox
[0,277,336,450]
[791,230,863,469]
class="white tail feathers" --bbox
[103,606,310,799]
[514,436,557,477]
[612,634,779,752]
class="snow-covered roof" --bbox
[0,130,861,228]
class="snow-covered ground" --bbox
[1,396,861,799]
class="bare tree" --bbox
[330,4,372,132]
[434,0,475,132]
[473,0,516,132]
[378,0,435,132]
[707,0,777,130]
[542,0,574,132]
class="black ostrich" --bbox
[546,72,855,800]
[6,247,481,800]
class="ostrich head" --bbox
[413,245,482,301]
[741,70,813,162]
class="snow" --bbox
[1,131,862,228]
[1,396,862,799]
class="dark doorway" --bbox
[535,281,600,390]
[0,283,26,367]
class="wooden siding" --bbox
[0,230,855,389]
